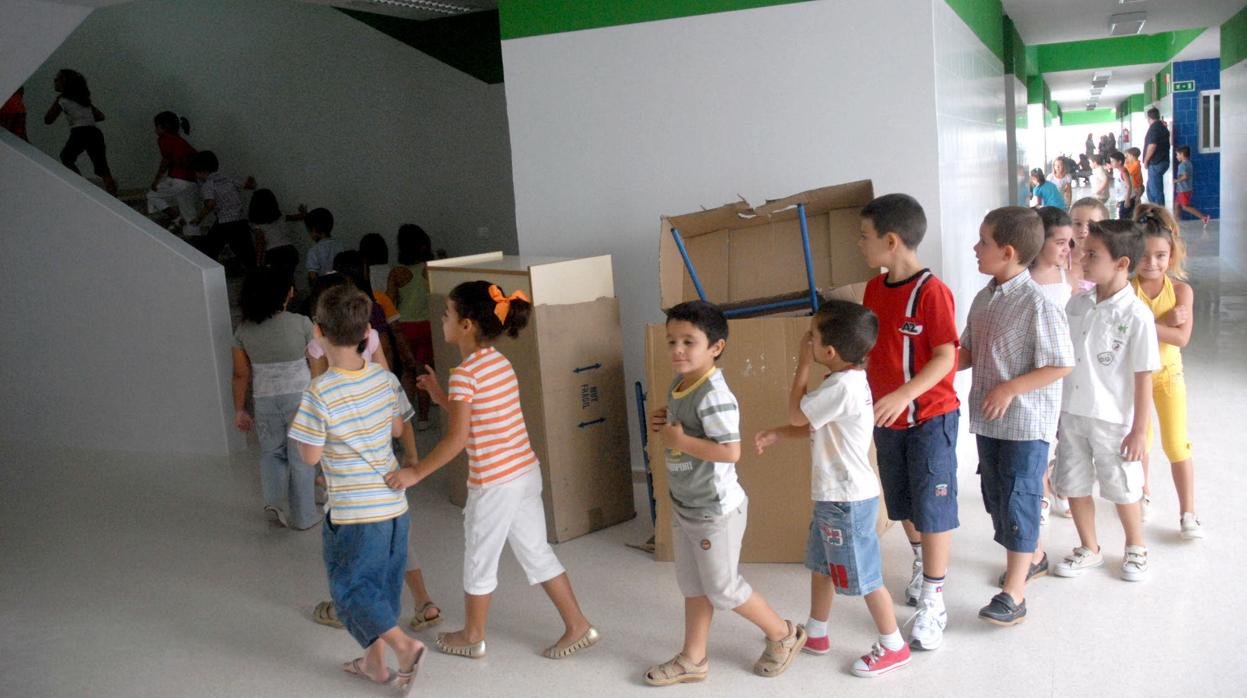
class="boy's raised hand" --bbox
[754,430,779,455]
[415,365,446,405]
[648,407,668,433]
[799,330,815,367]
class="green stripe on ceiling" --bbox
[1129,93,1145,113]
[1003,15,1026,75]
[1223,5,1247,69]
[1035,28,1205,73]
[1061,108,1118,126]
[944,0,1005,62]
[498,0,814,40]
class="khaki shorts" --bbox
[1052,413,1143,505]
[672,497,753,610]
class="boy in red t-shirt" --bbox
[858,194,960,652]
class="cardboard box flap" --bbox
[752,179,875,219]
[663,198,755,238]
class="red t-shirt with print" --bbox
[862,269,960,429]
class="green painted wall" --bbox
[498,0,813,39]
[1003,15,1026,76]
[945,0,1004,61]
[1223,4,1247,69]
[1034,29,1204,72]
[1062,108,1118,126]
[1155,63,1172,100]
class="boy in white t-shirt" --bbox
[1052,219,1160,582]
[756,299,909,678]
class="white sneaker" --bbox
[1053,546,1103,578]
[906,598,946,650]
[1121,545,1149,582]
[905,558,923,606]
[1180,513,1205,540]
[1051,496,1072,518]
[1141,494,1152,522]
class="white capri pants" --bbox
[146,176,201,234]
[462,468,565,595]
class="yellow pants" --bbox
[1147,364,1193,463]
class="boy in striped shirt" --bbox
[290,284,425,691]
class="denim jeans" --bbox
[254,393,320,529]
[1147,159,1169,205]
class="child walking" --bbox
[249,189,304,281]
[1173,146,1211,225]
[43,69,117,194]
[1110,151,1134,220]
[755,300,910,677]
[289,283,426,692]
[1052,220,1160,582]
[642,300,805,685]
[1131,204,1204,538]
[960,207,1074,625]
[304,207,344,287]
[858,194,960,651]
[384,281,597,661]
[232,268,320,530]
[190,150,256,268]
[387,224,437,429]
[145,111,199,236]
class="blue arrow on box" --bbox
[573,363,602,373]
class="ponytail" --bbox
[449,280,532,340]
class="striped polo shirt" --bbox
[289,363,407,524]
[448,347,539,489]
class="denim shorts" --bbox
[323,511,409,648]
[976,436,1048,553]
[874,410,960,533]
[804,498,883,597]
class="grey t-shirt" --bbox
[664,368,746,520]
[234,311,313,364]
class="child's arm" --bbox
[787,331,814,426]
[231,348,252,432]
[397,419,419,467]
[981,365,1072,421]
[753,425,810,454]
[661,422,741,463]
[384,400,470,489]
[297,441,322,466]
[43,100,62,125]
[414,366,448,408]
[957,346,972,371]
[192,198,217,226]
[875,342,956,427]
[391,414,403,438]
[387,266,413,308]
[285,204,307,223]
[1155,280,1194,348]
[1121,371,1153,461]
[253,226,267,266]
[91,105,105,122]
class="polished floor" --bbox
[2,222,1244,697]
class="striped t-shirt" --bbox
[289,363,407,524]
[448,347,539,489]
[664,368,746,519]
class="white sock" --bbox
[880,629,904,651]
[806,617,829,637]
[921,576,945,609]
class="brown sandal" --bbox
[644,654,708,686]
[409,601,443,631]
[753,621,806,677]
[313,600,343,629]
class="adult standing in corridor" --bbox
[1143,108,1171,206]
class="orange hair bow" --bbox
[489,284,530,324]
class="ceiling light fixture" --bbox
[356,0,474,15]
[1108,12,1147,36]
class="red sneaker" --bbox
[802,634,831,655]
[851,641,911,678]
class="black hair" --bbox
[315,283,371,349]
[1109,151,1126,165]
[812,299,878,366]
[1177,145,1191,157]
[239,267,291,325]
[1036,206,1072,235]
[304,207,334,235]
[665,300,728,352]
[397,224,433,265]
[449,280,532,340]
[1088,219,1146,273]
[55,69,90,106]
[1126,147,1141,158]
[332,250,374,297]
[248,188,282,225]
[1030,168,1047,184]
[860,193,927,249]
[1147,107,1161,120]
[190,150,219,173]
[983,206,1044,267]
[154,111,189,134]
[359,233,389,266]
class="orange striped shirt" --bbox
[448,347,539,489]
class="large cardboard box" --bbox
[647,180,879,563]
[427,253,635,544]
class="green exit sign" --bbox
[1173,80,1196,92]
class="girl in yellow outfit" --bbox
[1131,204,1203,540]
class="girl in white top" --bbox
[1032,206,1078,522]
[43,69,117,195]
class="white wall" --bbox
[1222,59,1247,274]
[0,131,239,456]
[22,0,517,258]
[1005,75,1028,205]
[1026,104,1048,172]
[502,1,991,468]
[0,0,90,98]
[932,0,1009,328]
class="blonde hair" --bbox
[1132,203,1187,279]
[1070,197,1109,219]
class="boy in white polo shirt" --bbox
[1052,219,1160,582]
[755,299,910,678]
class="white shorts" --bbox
[462,468,564,595]
[146,176,201,233]
[672,496,753,610]
[1052,413,1144,505]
